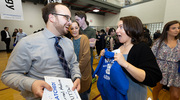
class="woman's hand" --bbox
[100,49,105,56]
[114,53,129,68]
[114,53,146,82]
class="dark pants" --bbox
[91,56,94,75]
[4,38,10,52]
[79,83,92,100]
[96,46,101,56]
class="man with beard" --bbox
[1,3,81,100]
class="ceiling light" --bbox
[93,9,100,12]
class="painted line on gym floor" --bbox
[92,94,101,100]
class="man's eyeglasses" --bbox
[52,13,71,22]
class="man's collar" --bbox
[43,28,65,39]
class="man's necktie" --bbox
[54,37,71,78]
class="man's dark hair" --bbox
[4,27,8,30]
[75,11,86,20]
[42,3,63,24]
[75,11,89,25]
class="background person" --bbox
[1,27,11,52]
[105,28,116,51]
[152,20,180,100]
[143,27,153,47]
[12,28,18,42]
[1,3,81,99]
[14,28,27,44]
[96,30,101,56]
[100,29,106,51]
[75,11,96,82]
[69,21,92,100]
[105,26,110,36]
[153,30,161,41]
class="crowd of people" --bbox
[1,2,180,100]
[1,27,27,51]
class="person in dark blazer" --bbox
[1,27,11,52]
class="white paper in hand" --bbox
[42,76,81,100]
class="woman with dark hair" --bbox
[152,20,180,100]
[96,30,101,56]
[100,16,162,100]
[105,28,116,51]
[69,21,92,100]
[12,28,18,42]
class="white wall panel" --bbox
[163,0,180,24]
[0,2,45,50]
[104,0,166,26]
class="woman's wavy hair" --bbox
[158,20,180,50]
[70,20,83,35]
[120,16,145,44]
